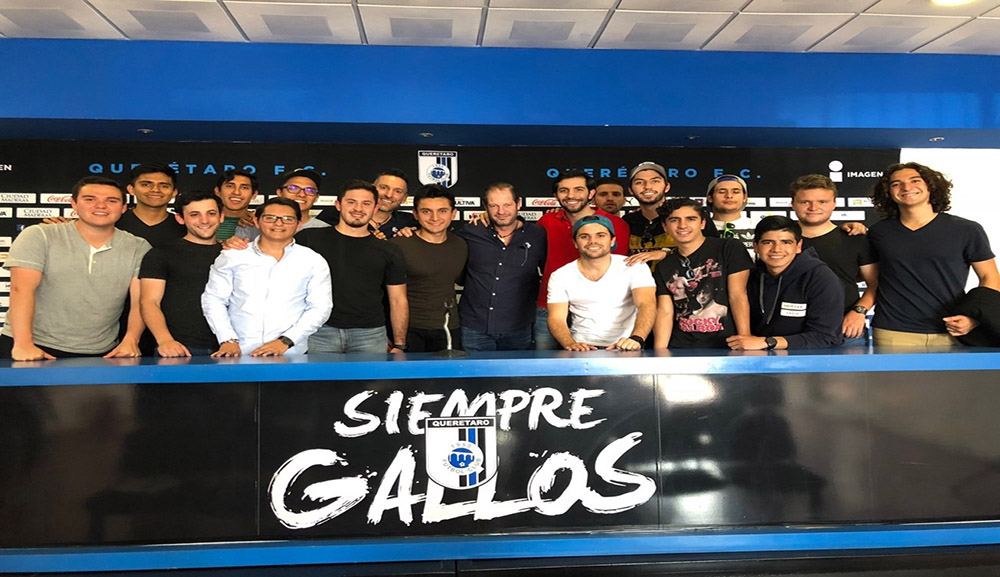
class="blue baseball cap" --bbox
[572,214,617,250]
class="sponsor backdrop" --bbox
[0,140,899,323]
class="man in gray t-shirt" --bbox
[1,176,151,360]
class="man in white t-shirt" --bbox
[547,214,656,351]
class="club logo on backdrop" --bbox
[418,151,459,188]
[425,416,497,490]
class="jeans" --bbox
[461,326,533,352]
[841,326,870,348]
[533,307,560,351]
[308,325,388,354]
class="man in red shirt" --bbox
[535,169,629,349]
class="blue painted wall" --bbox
[1,38,999,145]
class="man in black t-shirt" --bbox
[118,163,186,247]
[316,169,418,238]
[297,180,409,354]
[652,198,752,349]
[791,174,878,346]
[869,162,1000,346]
[138,190,224,357]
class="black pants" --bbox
[406,327,462,353]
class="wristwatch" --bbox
[277,336,294,348]
[627,335,645,347]
[852,305,869,315]
[394,343,409,351]
[764,336,778,350]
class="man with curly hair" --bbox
[868,162,999,346]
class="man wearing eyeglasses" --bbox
[214,169,260,241]
[547,214,655,351]
[275,168,330,232]
[202,197,332,357]
[653,197,752,349]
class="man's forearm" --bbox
[8,285,37,346]
[631,301,656,340]
[731,292,751,336]
[388,292,409,346]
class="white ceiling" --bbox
[1,0,1000,54]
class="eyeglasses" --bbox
[283,184,319,196]
[720,222,737,239]
[259,214,298,224]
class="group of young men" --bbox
[2,159,997,361]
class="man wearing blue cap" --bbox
[547,214,656,351]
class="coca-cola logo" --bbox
[527,198,559,207]
[41,194,73,204]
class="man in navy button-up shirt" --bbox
[458,183,547,351]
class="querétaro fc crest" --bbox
[425,416,497,490]
[418,150,459,188]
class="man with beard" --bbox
[458,183,546,351]
[139,190,224,357]
[624,161,674,267]
[297,180,409,353]
[535,170,629,349]
[547,215,655,351]
[653,197,752,349]
[317,169,418,238]
[214,168,260,241]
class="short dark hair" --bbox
[215,168,259,192]
[790,174,837,197]
[130,163,177,187]
[175,190,223,215]
[258,196,302,221]
[593,177,625,191]
[375,168,410,188]
[552,169,594,195]
[413,183,455,209]
[340,179,378,202]
[658,197,703,220]
[754,215,801,243]
[72,176,125,201]
[871,162,952,219]
[483,182,518,205]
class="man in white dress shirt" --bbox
[202,196,332,356]
[547,214,656,351]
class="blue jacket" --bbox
[749,247,844,349]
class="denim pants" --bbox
[461,326,533,352]
[533,307,560,351]
[308,325,388,354]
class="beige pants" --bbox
[873,327,959,347]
